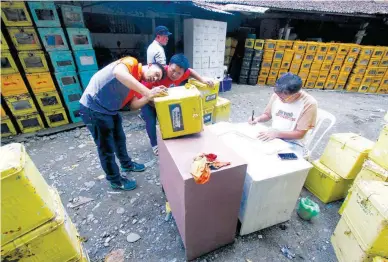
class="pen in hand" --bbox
[252,110,255,122]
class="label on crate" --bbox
[203,113,212,124]
[80,56,94,65]
[169,104,184,132]
[205,94,217,102]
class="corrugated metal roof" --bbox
[198,0,388,15]
[205,3,269,13]
[190,1,234,15]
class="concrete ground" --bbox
[7,85,387,262]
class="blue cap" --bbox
[155,25,172,36]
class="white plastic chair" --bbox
[304,108,336,159]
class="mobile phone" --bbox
[278,153,298,160]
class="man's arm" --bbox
[113,64,151,98]
[129,97,150,110]
[189,69,214,86]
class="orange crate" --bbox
[321,62,333,71]
[368,58,381,67]
[360,46,374,57]
[311,63,322,71]
[325,80,336,90]
[264,40,276,50]
[1,73,29,96]
[346,84,360,92]
[26,72,56,93]
[293,41,307,52]
[327,43,339,54]
[353,66,367,74]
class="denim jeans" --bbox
[80,105,133,183]
[141,103,158,147]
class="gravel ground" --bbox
[7,85,387,262]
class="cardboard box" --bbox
[158,128,247,260]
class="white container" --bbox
[208,122,313,235]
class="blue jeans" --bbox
[141,103,158,147]
[80,105,133,183]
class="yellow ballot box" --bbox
[319,133,374,179]
[304,160,353,203]
[213,97,231,123]
[203,106,214,126]
[155,85,203,139]
[369,125,388,170]
[1,143,57,245]
[1,188,84,262]
[188,79,219,109]
[342,181,388,257]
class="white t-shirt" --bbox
[147,40,166,65]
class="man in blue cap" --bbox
[147,25,172,65]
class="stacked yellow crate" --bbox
[1,105,17,138]
[263,40,276,85]
[212,97,231,124]
[304,133,374,203]
[0,143,89,261]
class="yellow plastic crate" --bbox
[353,66,367,74]
[264,40,276,50]
[8,27,41,51]
[380,58,388,67]
[1,51,19,75]
[266,77,276,85]
[15,112,45,134]
[275,40,286,50]
[327,43,339,54]
[320,133,374,179]
[1,105,6,118]
[315,80,325,89]
[245,39,254,49]
[280,61,291,69]
[331,63,343,73]
[329,73,339,81]
[26,72,57,93]
[360,46,374,57]
[285,40,294,49]
[36,91,64,112]
[356,57,370,66]
[278,69,288,77]
[304,53,315,61]
[188,79,219,109]
[270,61,281,70]
[338,44,351,55]
[348,74,363,83]
[263,50,274,60]
[343,180,388,257]
[358,84,370,93]
[273,50,284,61]
[1,188,84,262]
[338,73,350,83]
[257,76,267,85]
[341,65,353,74]
[377,86,388,94]
[305,80,316,89]
[372,47,385,58]
[289,68,299,75]
[346,84,360,92]
[213,97,231,123]
[369,58,382,67]
[366,67,379,77]
[305,160,353,203]
[254,39,264,50]
[318,43,329,53]
[334,54,346,64]
[259,68,270,77]
[306,42,318,53]
[1,118,17,138]
[283,50,294,61]
[155,85,203,139]
[368,86,378,94]
[1,73,29,96]
[293,41,307,52]
[298,70,309,79]
[369,125,388,170]
[321,62,333,71]
[269,69,279,77]
[292,52,304,62]
[318,71,329,80]
[3,93,38,116]
[301,61,312,70]
[1,31,9,50]
[331,216,374,262]
[345,55,358,64]
[202,106,214,126]
[315,52,326,62]
[301,78,307,87]
[0,143,57,245]
[384,48,388,58]
[349,45,361,55]
[324,53,335,62]
[325,80,336,90]
[311,63,322,71]
[307,71,319,80]
[18,51,49,73]
[373,257,388,262]
[290,62,301,71]
[1,2,32,26]
[261,60,272,69]
[334,82,346,90]
[354,159,388,186]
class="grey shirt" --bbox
[147,40,166,65]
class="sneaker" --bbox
[138,114,145,122]
[121,162,146,172]
[110,178,137,191]
[152,146,158,156]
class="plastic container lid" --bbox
[330,133,374,153]
[0,143,26,179]
[356,180,388,219]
